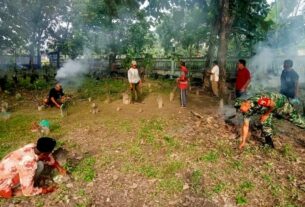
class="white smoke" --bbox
[248,47,280,92]
[55,59,89,88]
[247,2,305,93]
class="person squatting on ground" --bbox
[44,83,66,109]
[0,137,67,198]
[235,59,251,98]
[280,59,299,99]
[209,60,220,97]
[177,61,189,108]
[235,92,305,149]
[128,60,142,103]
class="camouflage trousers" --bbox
[261,101,305,137]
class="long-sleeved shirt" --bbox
[128,68,141,84]
[0,144,55,197]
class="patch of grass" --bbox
[190,169,203,193]
[236,194,247,205]
[163,135,180,149]
[158,177,184,194]
[0,143,12,160]
[72,156,96,182]
[138,164,160,178]
[118,120,132,133]
[78,189,86,196]
[239,181,254,192]
[161,161,184,176]
[137,119,165,144]
[198,150,219,163]
[261,174,282,196]
[281,144,297,161]
[287,174,296,183]
[78,78,128,99]
[98,154,113,168]
[35,199,44,207]
[121,162,136,172]
[213,182,226,194]
[231,160,243,171]
[128,145,144,161]
[217,141,233,157]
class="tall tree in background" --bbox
[0,0,70,67]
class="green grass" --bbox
[163,135,180,149]
[138,164,160,178]
[158,177,184,194]
[198,150,219,163]
[213,182,226,194]
[137,118,165,144]
[236,194,247,205]
[77,78,128,99]
[190,169,203,194]
[161,161,184,176]
[72,156,96,182]
[281,144,297,161]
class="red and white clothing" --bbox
[178,66,188,90]
[0,144,55,197]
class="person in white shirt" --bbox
[209,60,219,97]
[128,60,142,102]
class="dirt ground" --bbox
[1,81,305,207]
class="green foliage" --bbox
[199,150,219,163]
[72,156,96,182]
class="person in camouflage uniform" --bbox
[235,92,305,149]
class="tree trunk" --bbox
[217,0,234,98]
[29,45,35,70]
[37,44,41,69]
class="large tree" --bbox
[0,0,70,67]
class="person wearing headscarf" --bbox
[177,61,189,107]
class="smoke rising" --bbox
[247,2,305,94]
[55,59,89,88]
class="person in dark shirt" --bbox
[280,59,299,99]
[44,83,65,109]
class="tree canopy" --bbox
[0,0,304,62]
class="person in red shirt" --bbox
[235,59,251,98]
[177,61,188,107]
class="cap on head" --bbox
[36,137,56,153]
[131,60,137,66]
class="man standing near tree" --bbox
[209,60,220,97]
[235,59,251,98]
